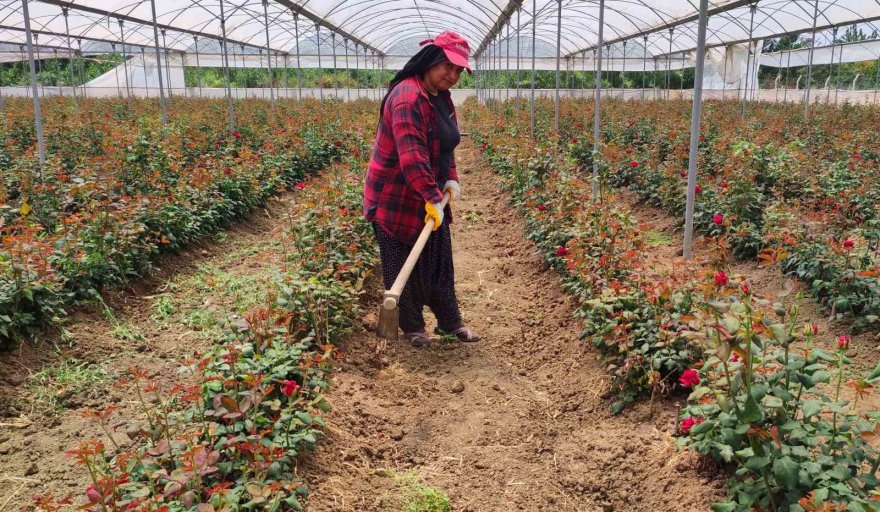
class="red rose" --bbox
[295,182,307,190]
[837,335,850,351]
[571,136,578,144]
[843,239,854,249]
[231,131,241,139]
[695,185,702,194]
[712,213,724,225]
[280,379,300,398]
[555,246,568,256]
[714,270,729,287]
[538,204,547,212]
[167,195,174,201]
[224,167,232,175]
[334,140,343,147]
[680,416,704,434]
[353,149,361,158]
[481,142,487,150]
[720,182,729,190]
[699,135,705,142]
[679,369,700,388]
[739,282,751,295]
[680,172,687,178]
[630,161,639,168]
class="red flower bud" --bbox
[811,323,819,335]
[630,160,639,168]
[843,239,854,249]
[721,182,729,190]
[555,246,568,257]
[295,182,307,190]
[712,213,724,225]
[679,369,700,388]
[334,140,343,147]
[571,136,578,144]
[694,185,702,194]
[739,282,751,295]
[231,131,241,139]
[714,270,729,287]
[837,335,850,351]
[680,416,704,434]
[224,167,232,175]
[680,172,687,178]
[538,204,547,212]
[280,379,300,398]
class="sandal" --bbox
[434,326,481,343]
[403,330,431,348]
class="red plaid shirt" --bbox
[363,76,459,244]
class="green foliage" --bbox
[680,292,880,511]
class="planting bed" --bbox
[2,96,880,512]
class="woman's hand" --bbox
[442,180,461,201]
[424,202,445,231]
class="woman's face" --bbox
[424,61,464,92]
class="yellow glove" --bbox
[424,201,445,231]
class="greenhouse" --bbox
[2,0,880,510]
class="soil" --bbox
[298,140,727,511]
[2,136,878,512]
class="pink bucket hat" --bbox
[419,31,472,73]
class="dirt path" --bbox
[301,139,724,511]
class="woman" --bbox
[363,31,481,347]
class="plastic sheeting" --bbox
[761,39,880,67]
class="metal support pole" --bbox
[505,23,510,100]
[112,43,122,97]
[161,29,172,99]
[742,3,755,113]
[21,0,45,170]
[218,0,236,130]
[293,12,302,100]
[76,39,84,97]
[803,0,820,116]
[118,20,131,100]
[834,30,844,104]
[683,0,709,259]
[874,56,880,105]
[553,0,562,132]
[141,47,149,98]
[344,39,351,101]
[530,0,536,137]
[783,49,791,102]
[316,24,324,102]
[262,0,276,109]
[621,40,627,100]
[775,51,782,101]
[592,0,605,200]
[332,33,338,98]
[516,8,521,99]
[642,35,647,101]
[193,36,203,97]
[62,7,77,108]
[666,27,673,102]
[354,43,360,99]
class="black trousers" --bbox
[373,222,463,333]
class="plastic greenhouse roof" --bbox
[0,0,877,62]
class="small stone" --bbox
[390,430,405,441]
[25,463,39,476]
[0,445,10,455]
[491,383,501,392]
[451,381,465,394]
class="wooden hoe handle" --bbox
[382,193,451,310]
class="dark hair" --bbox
[379,44,448,114]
